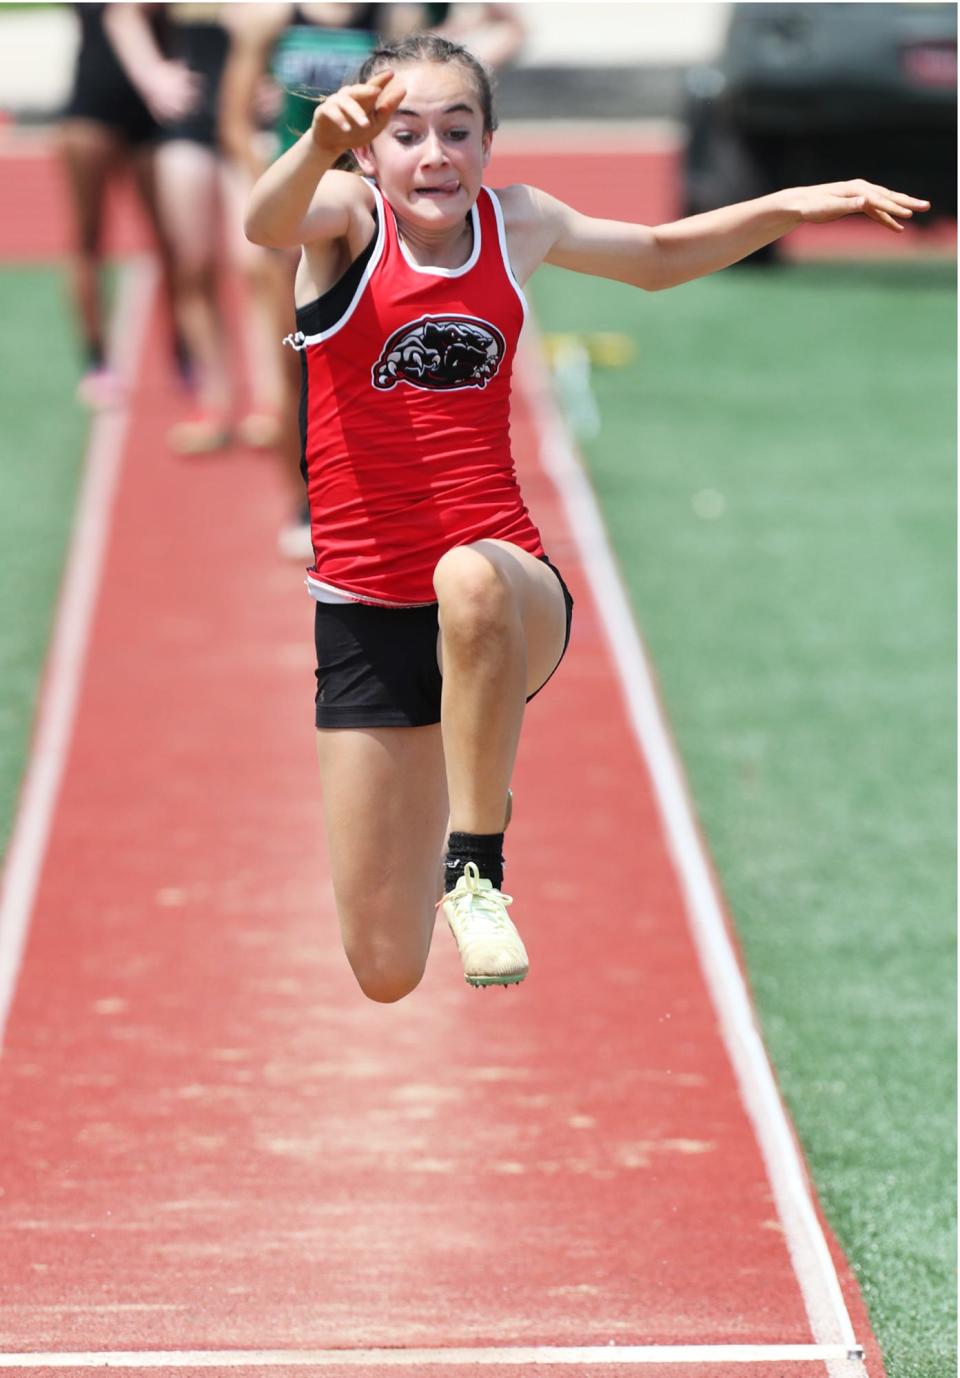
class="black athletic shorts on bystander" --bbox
[63,2,161,145]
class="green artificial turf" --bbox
[0,266,89,851]
[529,258,956,1378]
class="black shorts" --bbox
[154,23,229,148]
[63,53,160,147]
[314,556,574,729]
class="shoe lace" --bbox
[437,861,514,926]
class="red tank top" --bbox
[290,182,544,606]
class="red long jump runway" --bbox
[0,141,884,1376]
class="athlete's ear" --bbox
[481,131,492,168]
[354,144,376,176]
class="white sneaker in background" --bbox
[277,506,313,561]
[76,367,125,410]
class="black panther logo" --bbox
[372,315,506,392]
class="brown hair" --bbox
[357,33,498,134]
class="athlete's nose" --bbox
[419,129,448,169]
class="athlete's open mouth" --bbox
[414,183,460,198]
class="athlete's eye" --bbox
[447,129,469,142]
[393,130,417,146]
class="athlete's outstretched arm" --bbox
[244,71,405,248]
[517,182,929,291]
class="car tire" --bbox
[683,106,781,265]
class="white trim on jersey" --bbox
[305,571,435,608]
[486,187,529,321]
[394,199,482,278]
[285,183,388,350]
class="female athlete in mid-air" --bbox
[245,34,927,1003]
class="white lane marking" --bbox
[516,326,865,1378]
[491,119,681,151]
[2,120,680,160]
[0,258,157,1053]
[0,1344,865,1368]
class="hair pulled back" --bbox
[358,34,498,135]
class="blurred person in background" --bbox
[59,2,196,409]
[388,4,524,71]
[219,3,525,558]
[220,2,381,552]
[106,3,287,454]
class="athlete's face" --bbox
[356,62,491,229]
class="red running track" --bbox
[0,142,886,1376]
[0,128,952,261]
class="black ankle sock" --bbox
[85,339,106,371]
[444,831,504,893]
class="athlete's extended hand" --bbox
[311,70,406,156]
[789,180,930,231]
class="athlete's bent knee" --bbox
[348,954,427,1004]
[341,921,429,1003]
[433,547,515,642]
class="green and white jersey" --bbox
[272,25,378,156]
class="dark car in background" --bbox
[683,2,957,248]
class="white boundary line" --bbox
[0,1344,863,1369]
[515,328,866,1378]
[491,119,681,152]
[0,257,157,1053]
[0,120,680,159]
